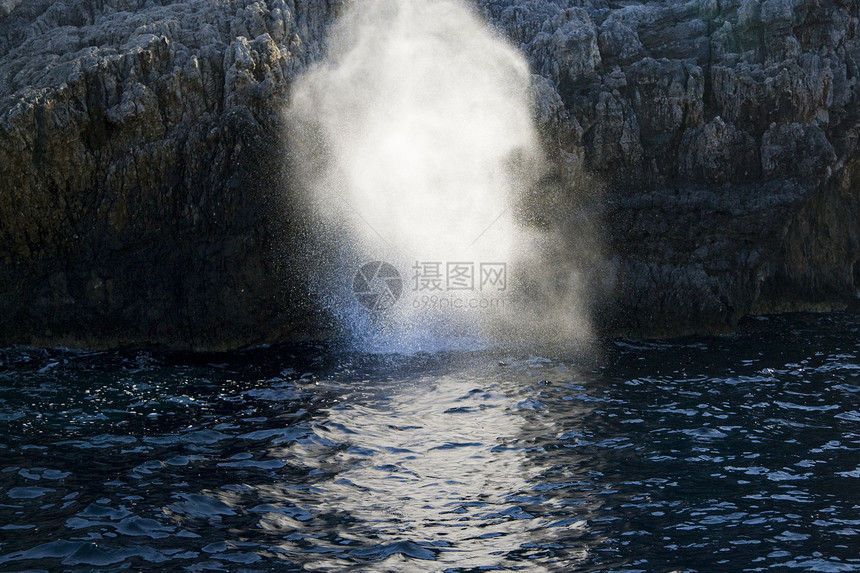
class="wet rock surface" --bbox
[1,0,859,347]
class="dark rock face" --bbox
[0,0,858,348]
[483,0,860,336]
[0,0,335,349]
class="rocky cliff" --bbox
[0,0,336,349]
[1,0,858,349]
[484,0,860,335]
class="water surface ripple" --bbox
[1,313,859,571]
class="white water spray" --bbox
[288,0,591,351]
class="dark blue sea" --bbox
[1,313,859,572]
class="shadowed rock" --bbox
[0,0,858,347]
[484,0,860,336]
[0,0,335,349]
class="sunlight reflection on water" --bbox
[1,313,859,571]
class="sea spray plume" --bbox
[286,0,596,350]
[289,0,535,258]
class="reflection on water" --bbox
[0,313,859,571]
[292,362,597,572]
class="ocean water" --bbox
[0,312,858,572]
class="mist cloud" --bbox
[287,0,595,350]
